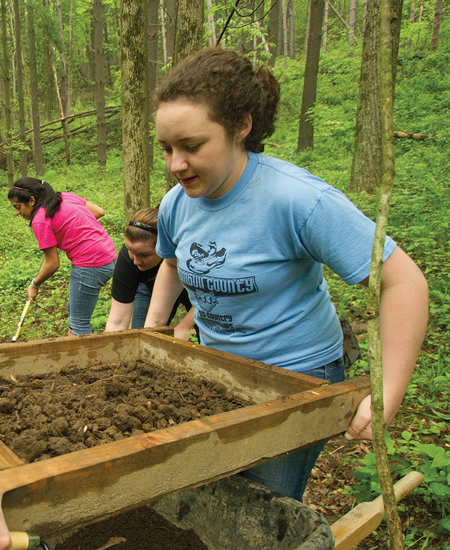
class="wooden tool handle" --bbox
[10,532,29,550]
[10,532,40,550]
[331,471,424,550]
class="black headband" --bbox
[128,221,157,235]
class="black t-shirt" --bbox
[111,244,192,325]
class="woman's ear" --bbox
[28,196,36,206]
[236,114,252,143]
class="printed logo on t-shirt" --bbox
[180,241,258,334]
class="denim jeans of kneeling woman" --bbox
[67,260,116,335]
[239,356,346,502]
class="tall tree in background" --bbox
[281,0,289,67]
[206,0,217,46]
[323,0,329,53]
[121,0,149,222]
[14,0,27,176]
[148,0,159,174]
[406,1,415,52]
[94,0,107,169]
[287,0,295,58]
[431,0,443,50]
[67,0,75,115]
[297,0,325,151]
[42,0,54,121]
[349,0,381,192]
[55,0,71,164]
[349,0,403,193]
[1,0,14,185]
[27,0,44,177]
[165,0,176,60]
[267,0,279,67]
[348,0,358,55]
[172,0,203,66]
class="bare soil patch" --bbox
[52,506,208,550]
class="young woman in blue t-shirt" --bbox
[144,47,428,501]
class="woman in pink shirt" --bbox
[8,177,116,335]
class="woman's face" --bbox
[156,100,251,199]
[10,197,34,220]
[124,237,161,271]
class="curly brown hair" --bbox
[154,48,280,153]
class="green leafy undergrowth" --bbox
[349,430,450,543]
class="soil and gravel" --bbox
[0,360,253,464]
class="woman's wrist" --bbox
[31,279,41,289]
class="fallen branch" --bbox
[394,131,428,140]
[0,106,121,149]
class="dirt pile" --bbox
[0,360,252,463]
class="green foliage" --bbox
[348,431,450,536]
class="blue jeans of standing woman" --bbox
[67,261,115,335]
[240,356,346,502]
[131,283,152,329]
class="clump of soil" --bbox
[0,360,252,463]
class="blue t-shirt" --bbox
[157,152,396,372]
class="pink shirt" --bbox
[32,193,116,267]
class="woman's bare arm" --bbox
[345,247,429,440]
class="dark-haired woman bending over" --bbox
[9,178,116,335]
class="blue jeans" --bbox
[131,283,152,329]
[240,357,346,502]
[67,261,115,335]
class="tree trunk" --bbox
[8,6,16,101]
[349,0,380,193]
[121,0,150,223]
[348,0,358,55]
[14,0,27,176]
[165,0,177,60]
[431,0,443,51]
[267,0,279,67]
[42,0,53,121]
[160,0,168,65]
[287,0,295,58]
[1,0,14,185]
[148,0,159,174]
[362,0,368,34]
[173,0,203,66]
[323,0,329,53]
[281,0,288,68]
[276,0,283,57]
[297,0,325,152]
[367,0,405,546]
[206,0,217,46]
[407,1,415,52]
[252,0,258,67]
[27,0,44,177]
[67,0,74,115]
[94,0,107,169]
[349,0,403,193]
[56,0,69,116]
[55,0,70,164]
